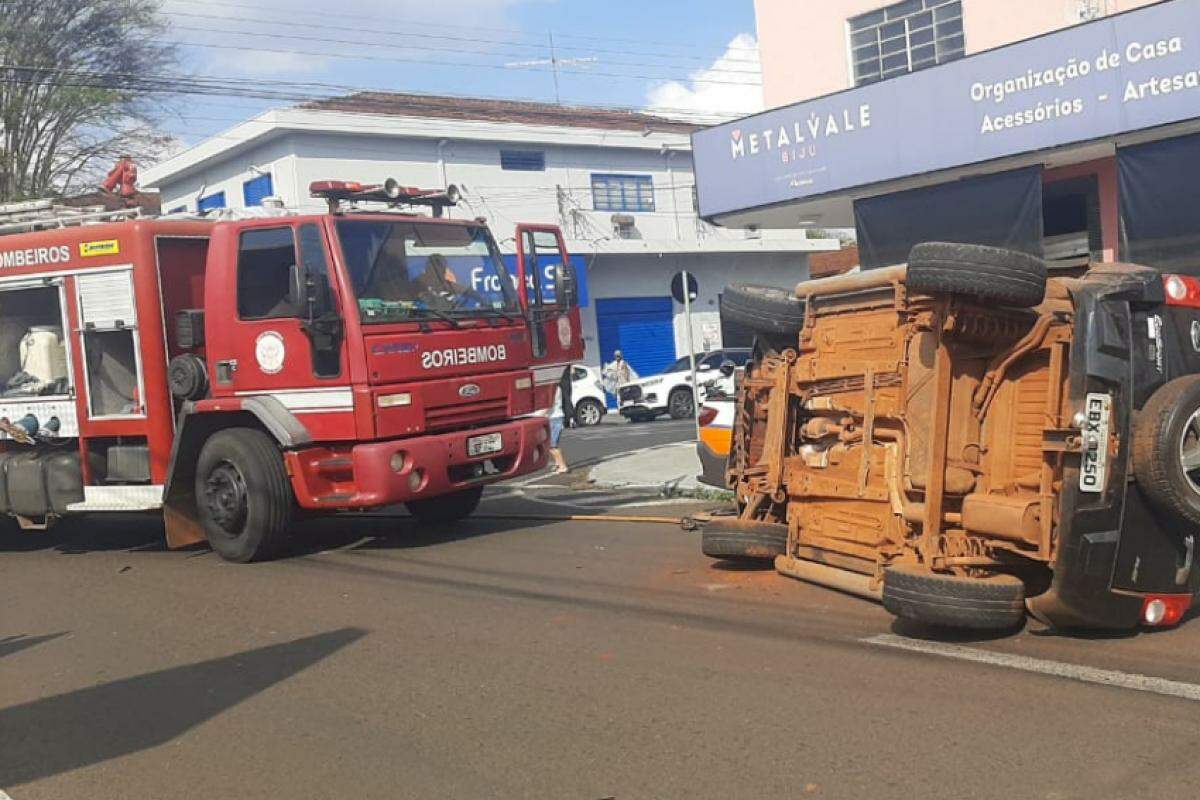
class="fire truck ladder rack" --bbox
[0,198,142,237]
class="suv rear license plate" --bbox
[467,432,503,457]
[1079,392,1112,493]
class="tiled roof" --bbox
[302,92,699,134]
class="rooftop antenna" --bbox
[504,32,597,103]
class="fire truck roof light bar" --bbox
[310,178,461,216]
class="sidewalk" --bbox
[586,441,717,496]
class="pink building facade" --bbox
[692,0,1200,274]
[755,0,1163,109]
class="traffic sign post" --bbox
[672,270,701,442]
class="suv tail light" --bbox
[1140,594,1191,626]
[1163,274,1200,307]
[698,405,718,427]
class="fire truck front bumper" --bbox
[285,416,550,510]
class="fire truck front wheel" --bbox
[195,428,294,563]
[405,486,484,526]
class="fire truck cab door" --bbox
[515,225,584,410]
[212,223,348,428]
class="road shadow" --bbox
[0,632,68,660]
[0,627,366,788]
[292,512,563,558]
[889,616,1026,643]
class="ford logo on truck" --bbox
[459,383,481,398]
[421,344,507,369]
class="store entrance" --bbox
[1042,175,1102,268]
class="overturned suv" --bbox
[707,243,1200,631]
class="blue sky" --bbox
[158,0,763,144]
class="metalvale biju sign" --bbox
[692,0,1200,219]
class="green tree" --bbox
[0,0,175,201]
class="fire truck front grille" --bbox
[425,398,509,431]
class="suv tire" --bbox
[701,519,787,561]
[574,398,604,427]
[1132,375,1200,527]
[721,284,806,338]
[882,565,1025,630]
[196,428,294,563]
[668,388,695,419]
[907,242,1047,308]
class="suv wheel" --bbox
[882,565,1026,630]
[1133,375,1200,526]
[668,388,695,419]
[574,398,604,427]
[907,242,1047,308]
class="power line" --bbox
[160,9,764,70]
[1,65,753,124]
[161,0,763,56]
[165,38,762,87]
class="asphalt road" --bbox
[5,501,1200,799]
[560,416,695,469]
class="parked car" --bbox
[569,364,607,427]
[696,362,739,487]
[618,348,750,421]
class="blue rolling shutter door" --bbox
[595,296,675,407]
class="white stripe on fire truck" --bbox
[235,387,354,412]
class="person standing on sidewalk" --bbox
[548,365,574,474]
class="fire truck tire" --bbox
[1132,375,1200,527]
[195,428,294,563]
[721,284,806,338]
[882,565,1026,630]
[701,519,788,561]
[406,486,484,525]
[907,242,1047,308]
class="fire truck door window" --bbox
[237,227,300,320]
[298,223,342,378]
[526,231,569,309]
[84,330,140,416]
[0,286,70,398]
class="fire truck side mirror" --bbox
[555,262,578,308]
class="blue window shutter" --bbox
[168,205,187,213]
[242,173,274,206]
[197,191,226,212]
[500,150,545,171]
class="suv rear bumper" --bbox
[285,416,549,509]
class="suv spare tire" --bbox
[907,242,1047,309]
[882,565,1025,630]
[1132,375,1200,527]
[721,284,806,338]
[701,518,787,561]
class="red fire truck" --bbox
[0,180,582,561]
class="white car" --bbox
[617,348,750,422]
[568,364,608,427]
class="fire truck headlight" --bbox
[378,392,412,408]
[515,377,532,390]
[390,452,408,473]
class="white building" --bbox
[143,93,834,380]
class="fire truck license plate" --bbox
[1079,392,1112,493]
[467,433,503,457]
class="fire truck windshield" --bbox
[335,219,519,324]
